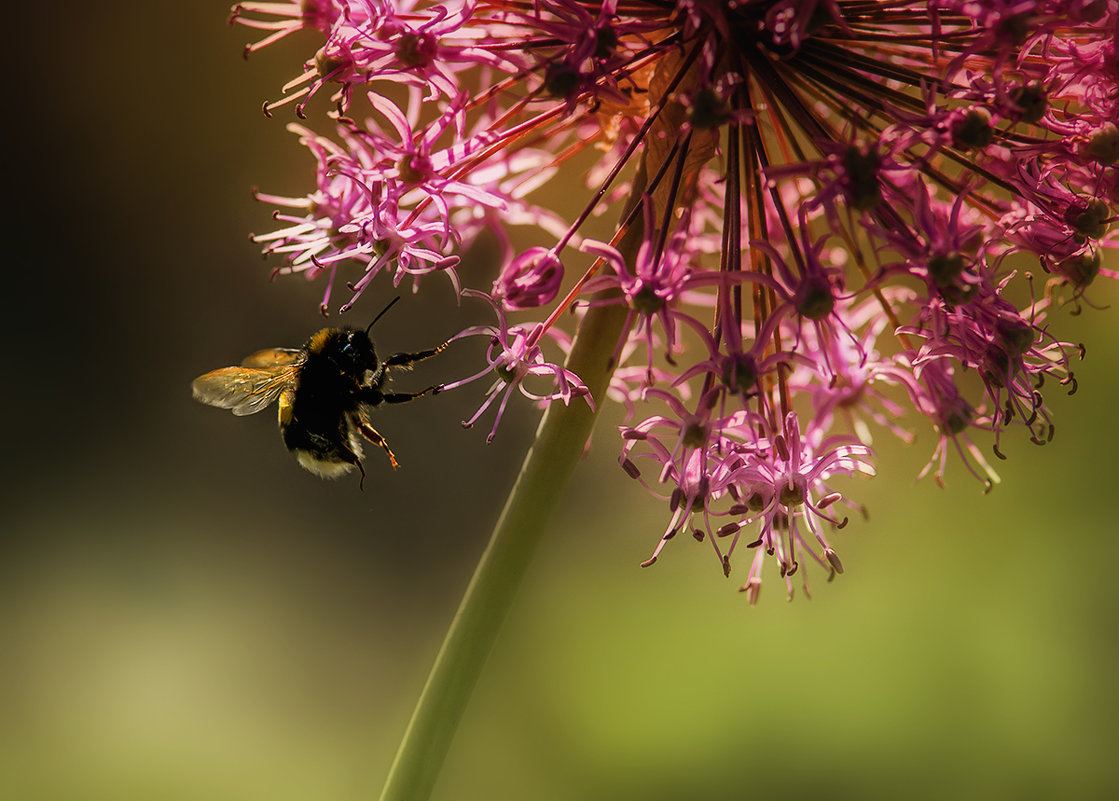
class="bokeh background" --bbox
[5,3,1119,800]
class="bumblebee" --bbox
[192,306,444,486]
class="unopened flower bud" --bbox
[493,248,564,310]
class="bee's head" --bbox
[341,295,400,374]
[338,328,378,373]
[310,297,399,377]
[307,327,378,377]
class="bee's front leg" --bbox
[360,384,443,406]
[382,342,449,369]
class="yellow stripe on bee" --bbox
[308,328,334,354]
[278,389,294,425]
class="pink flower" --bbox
[441,291,590,442]
[231,0,1119,598]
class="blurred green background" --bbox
[4,3,1119,800]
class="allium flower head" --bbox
[233,0,1119,599]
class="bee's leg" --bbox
[383,385,443,403]
[357,420,400,470]
[333,446,368,490]
[360,384,443,405]
[383,342,449,369]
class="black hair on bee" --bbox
[192,300,445,488]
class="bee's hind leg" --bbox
[357,421,400,470]
[334,445,368,490]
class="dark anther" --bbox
[717,522,740,538]
[773,435,789,461]
[817,492,841,509]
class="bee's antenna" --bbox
[367,296,401,335]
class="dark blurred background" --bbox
[4,3,1119,800]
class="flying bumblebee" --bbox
[192,301,445,487]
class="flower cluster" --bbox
[231,0,1118,601]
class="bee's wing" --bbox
[191,364,299,416]
[241,348,302,368]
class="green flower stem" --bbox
[377,191,645,801]
[377,299,632,801]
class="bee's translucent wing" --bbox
[241,348,302,368]
[191,364,299,416]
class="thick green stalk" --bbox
[377,149,648,799]
[376,176,649,799]
[376,298,632,801]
